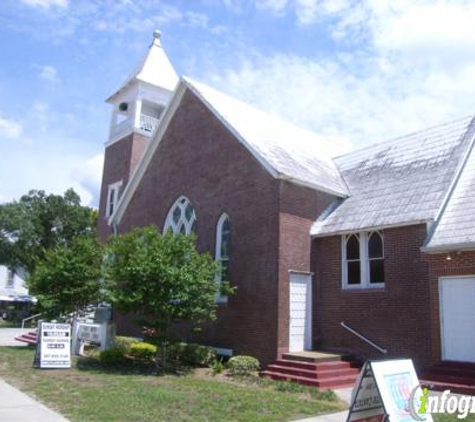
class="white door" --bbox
[440,277,475,363]
[289,273,312,352]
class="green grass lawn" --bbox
[0,346,345,422]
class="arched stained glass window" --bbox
[163,196,196,235]
[215,213,231,302]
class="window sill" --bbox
[341,286,386,293]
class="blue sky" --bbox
[2,0,475,207]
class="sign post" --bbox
[34,321,71,369]
[347,359,432,422]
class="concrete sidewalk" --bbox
[0,328,31,346]
[0,378,69,422]
[293,387,352,422]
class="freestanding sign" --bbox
[71,321,115,356]
[347,359,432,422]
[34,322,71,369]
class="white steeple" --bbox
[106,30,179,145]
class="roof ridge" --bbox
[334,114,474,161]
[182,76,341,144]
[423,114,475,250]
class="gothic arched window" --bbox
[215,213,231,302]
[163,196,196,234]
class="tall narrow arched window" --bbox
[215,213,231,302]
[342,231,385,289]
[368,231,384,284]
[163,196,196,234]
[346,234,361,285]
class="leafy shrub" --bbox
[99,347,128,366]
[129,342,157,361]
[165,342,185,362]
[180,343,216,367]
[211,359,224,375]
[228,355,260,376]
[115,336,140,353]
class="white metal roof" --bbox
[424,132,475,251]
[311,116,475,236]
[107,31,178,103]
[111,77,350,224]
[184,77,349,197]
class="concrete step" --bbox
[276,359,355,371]
[261,370,358,389]
[420,361,475,395]
[282,352,347,363]
[421,379,475,396]
[266,363,359,380]
[14,331,38,345]
[422,373,475,386]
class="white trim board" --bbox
[111,77,347,226]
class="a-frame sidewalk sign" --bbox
[33,321,71,369]
[347,359,432,422]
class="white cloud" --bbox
[201,0,475,150]
[37,65,60,83]
[21,0,68,9]
[93,4,183,33]
[204,43,475,151]
[71,154,104,207]
[255,0,288,13]
[0,115,23,139]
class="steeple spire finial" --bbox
[153,29,162,47]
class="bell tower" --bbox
[98,30,178,240]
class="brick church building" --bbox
[98,32,475,378]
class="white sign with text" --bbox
[39,322,71,369]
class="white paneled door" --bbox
[289,273,312,353]
[440,277,475,363]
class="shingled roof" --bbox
[112,77,349,224]
[311,115,475,237]
[423,134,475,252]
[185,78,349,197]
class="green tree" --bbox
[28,235,106,320]
[105,226,234,366]
[0,189,97,273]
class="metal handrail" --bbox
[341,321,387,354]
[21,313,42,329]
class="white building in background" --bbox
[0,265,36,320]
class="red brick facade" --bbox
[312,224,433,369]
[98,132,150,241]
[277,182,334,358]
[98,86,475,370]
[424,251,475,365]
[111,90,281,364]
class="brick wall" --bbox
[424,251,475,364]
[97,132,149,241]
[277,182,335,357]
[312,224,433,369]
[117,89,281,365]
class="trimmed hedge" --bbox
[129,342,157,361]
[115,336,140,353]
[228,355,260,375]
[99,347,128,366]
[167,342,216,367]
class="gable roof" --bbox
[185,78,349,197]
[311,115,475,237]
[106,32,178,103]
[423,132,475,252]
[111,77,349,225]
